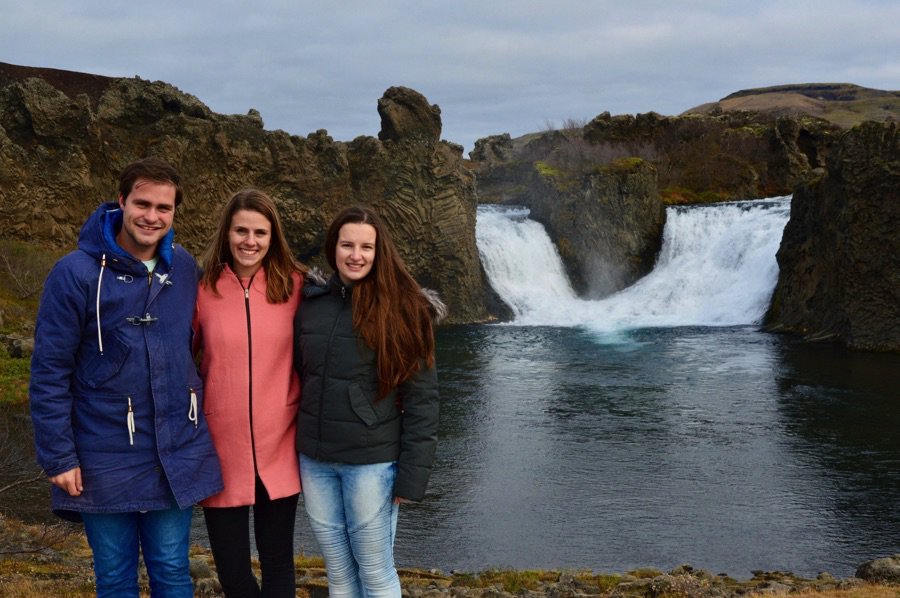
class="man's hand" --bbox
[49,467,83,497]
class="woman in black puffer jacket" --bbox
[293,206,443,598]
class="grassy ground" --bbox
[1,513,898,598]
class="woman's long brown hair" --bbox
[201,188,307,303]
[326,206,436,399]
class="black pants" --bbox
[203,477,299,597]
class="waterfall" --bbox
[475,197,791,330]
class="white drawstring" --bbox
[188,389,198,428]
[96,254,106,354]
[126,396,135,446]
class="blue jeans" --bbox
[300,454,401,598]
[81,504,194,598]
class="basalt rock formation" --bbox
[0,63,490,323]
[764,121,900,351]
[472,131,667,298]
[524,156,664,298]
[582,111,841,203]
[473,110,841,207]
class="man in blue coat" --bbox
[29,157,223,597]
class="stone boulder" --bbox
[377,86,441,143]
[764,121,900,351]
[856,554,900,583]
[470,133,513,165]
[0,62,491,323]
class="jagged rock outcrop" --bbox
[764,121,900,351]
[471,131,666,298]
[0,63,490,323]
[583,110,840,202]
[473,110,841,206]
[377,86,442,143]
[522,157,665,298]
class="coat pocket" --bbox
[72,393,139,452]
[348,383,379,426]
[348,383,397,427]
[76,332,130,389]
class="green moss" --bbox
[595,156,646,176]
[696,190,731,203]
[534,160,563,178]
[0,345,30,405]
[295,554,326,568]
[461,569,555,593]
[578,572,624,592]
[628,567,664,579]
[660,186,699,205]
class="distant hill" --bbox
[683,83,900,128]
[0,62,116,108]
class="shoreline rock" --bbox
[1,514,897,597]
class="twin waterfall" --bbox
[475,197,791,331]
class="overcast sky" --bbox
[2,1,898,153]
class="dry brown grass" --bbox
[791,587,900,598]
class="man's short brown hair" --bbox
[118,157,184,207]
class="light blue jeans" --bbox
[81,504,194,598]
[300,454,401,598]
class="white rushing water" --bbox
[476,197,791,331]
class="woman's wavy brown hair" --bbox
[325,206,436,399]
[201,188,307,303]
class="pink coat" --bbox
[193,266,302,507]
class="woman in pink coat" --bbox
[193,188,307,597]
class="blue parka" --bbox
[29,202,223,520]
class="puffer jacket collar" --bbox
[302,268,448,321]
[303,270,348,300]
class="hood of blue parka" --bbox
[77,201,175,270]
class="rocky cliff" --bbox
[472,133,666,298]
[473,110,841,207]
[523,157,664,298]
[0,63,490,323]
[764,121,900,351]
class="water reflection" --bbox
[395,326,900,577]
[774,341,900,568]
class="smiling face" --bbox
[116,179,177,261]
[228,209,272,278]
[335,222,376,285]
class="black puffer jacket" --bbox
[293,273,440,501]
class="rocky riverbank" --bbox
[2,514,898,597]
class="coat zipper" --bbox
[317,283,347,458]
[239,275,259,479]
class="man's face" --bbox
[116,179,177,261]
